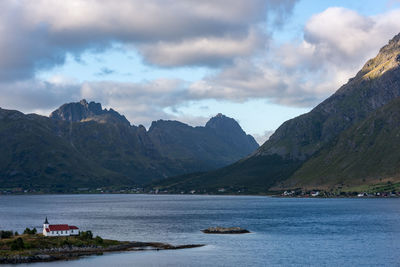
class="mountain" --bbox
[0,108,130,191]
[277,96,400,191]
[148,114,258,170]
[153,32,400,194]
[205,113,258,155]
[0,101,258,191]
[50,99,130,126]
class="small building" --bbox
[311,191,320,197]
[42,217,79,237]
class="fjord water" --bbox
[1,195,400,266]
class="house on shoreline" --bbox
[43,217,79,237]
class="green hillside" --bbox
[0,109,130,192]
[153,32,400,194]
[279,97,400,191]
[0,101,258,191]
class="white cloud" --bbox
[139,28,266,67]
[253,130,275,145]
[179,7,400,109]
[0,79,81,111]
[242,8,400,107]
[1,4,400,134]
[0,0,298,80]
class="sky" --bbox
[1,0,400,144]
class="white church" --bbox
[42,217,79,237]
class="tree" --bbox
[95,235,103,244]
[0,230,13,239]
[79,231,93,240]
[23,228,37,235]
[10,237,25,250]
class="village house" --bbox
[42,217,79,237]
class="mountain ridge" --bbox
[0,102,259,191]
[153,32,400,194]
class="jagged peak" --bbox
[206,113,237,124]
[148,119,191,132]
[356,32,400,80]
[49,100,130,126]
[380,32,400,53]
[205,113,244,134]
[79,99,88,106]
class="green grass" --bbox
[0,233,124,258]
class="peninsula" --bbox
[0,230,204,264]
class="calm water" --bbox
[1,194,400,266]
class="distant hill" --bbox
[153,32,400,194]
[0,101,258,191]
[148,113,258,170]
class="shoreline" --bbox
[1,192,400,199]
[0,235,204,264]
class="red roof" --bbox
[45,228,49,232]
[48,224,70,231]
[69,226,79,230]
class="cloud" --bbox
[2,4,400,134]
[189,7,400,108]
[139,28,266,67]
[0,77,186,126]
[185,58,328,107]
[280,8,400,89]
[301,7,400,70]
[277,7,400,103]
[252,130,275,145]
[0,80,81,112]
[0,0,298,81]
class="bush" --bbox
[79,231,93,240]
[14,231,19,236]
[94,236,103,244]
[61,239,71,247]
[10,237,25,251]
[23,228,37,235]
[0,230,13,239]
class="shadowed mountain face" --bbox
[0,101,258,191]
[147,114,258,170]
[281,97,400,190]
[153,32,400,193]
[50,99,131,126]
[205,113,258,154]
[258,33,400,161]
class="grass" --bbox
[0,233,124,258]
[341,181,400,194]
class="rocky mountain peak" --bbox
[205,113,241,131]
[356,32,400,81]
[79,99,88,106]
[50,99,130,126]
[205,113,259,151]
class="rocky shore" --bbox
[201,227,250,234]
[0,235,204,264]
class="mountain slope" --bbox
[153,32,400,193]
[0,108,131,191]
[257,32,400,160]
[278,97,400,190]
[0,101,258,190]
[148,114,258,170]
[50,101,259,177]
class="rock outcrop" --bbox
[202,227,250,234]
